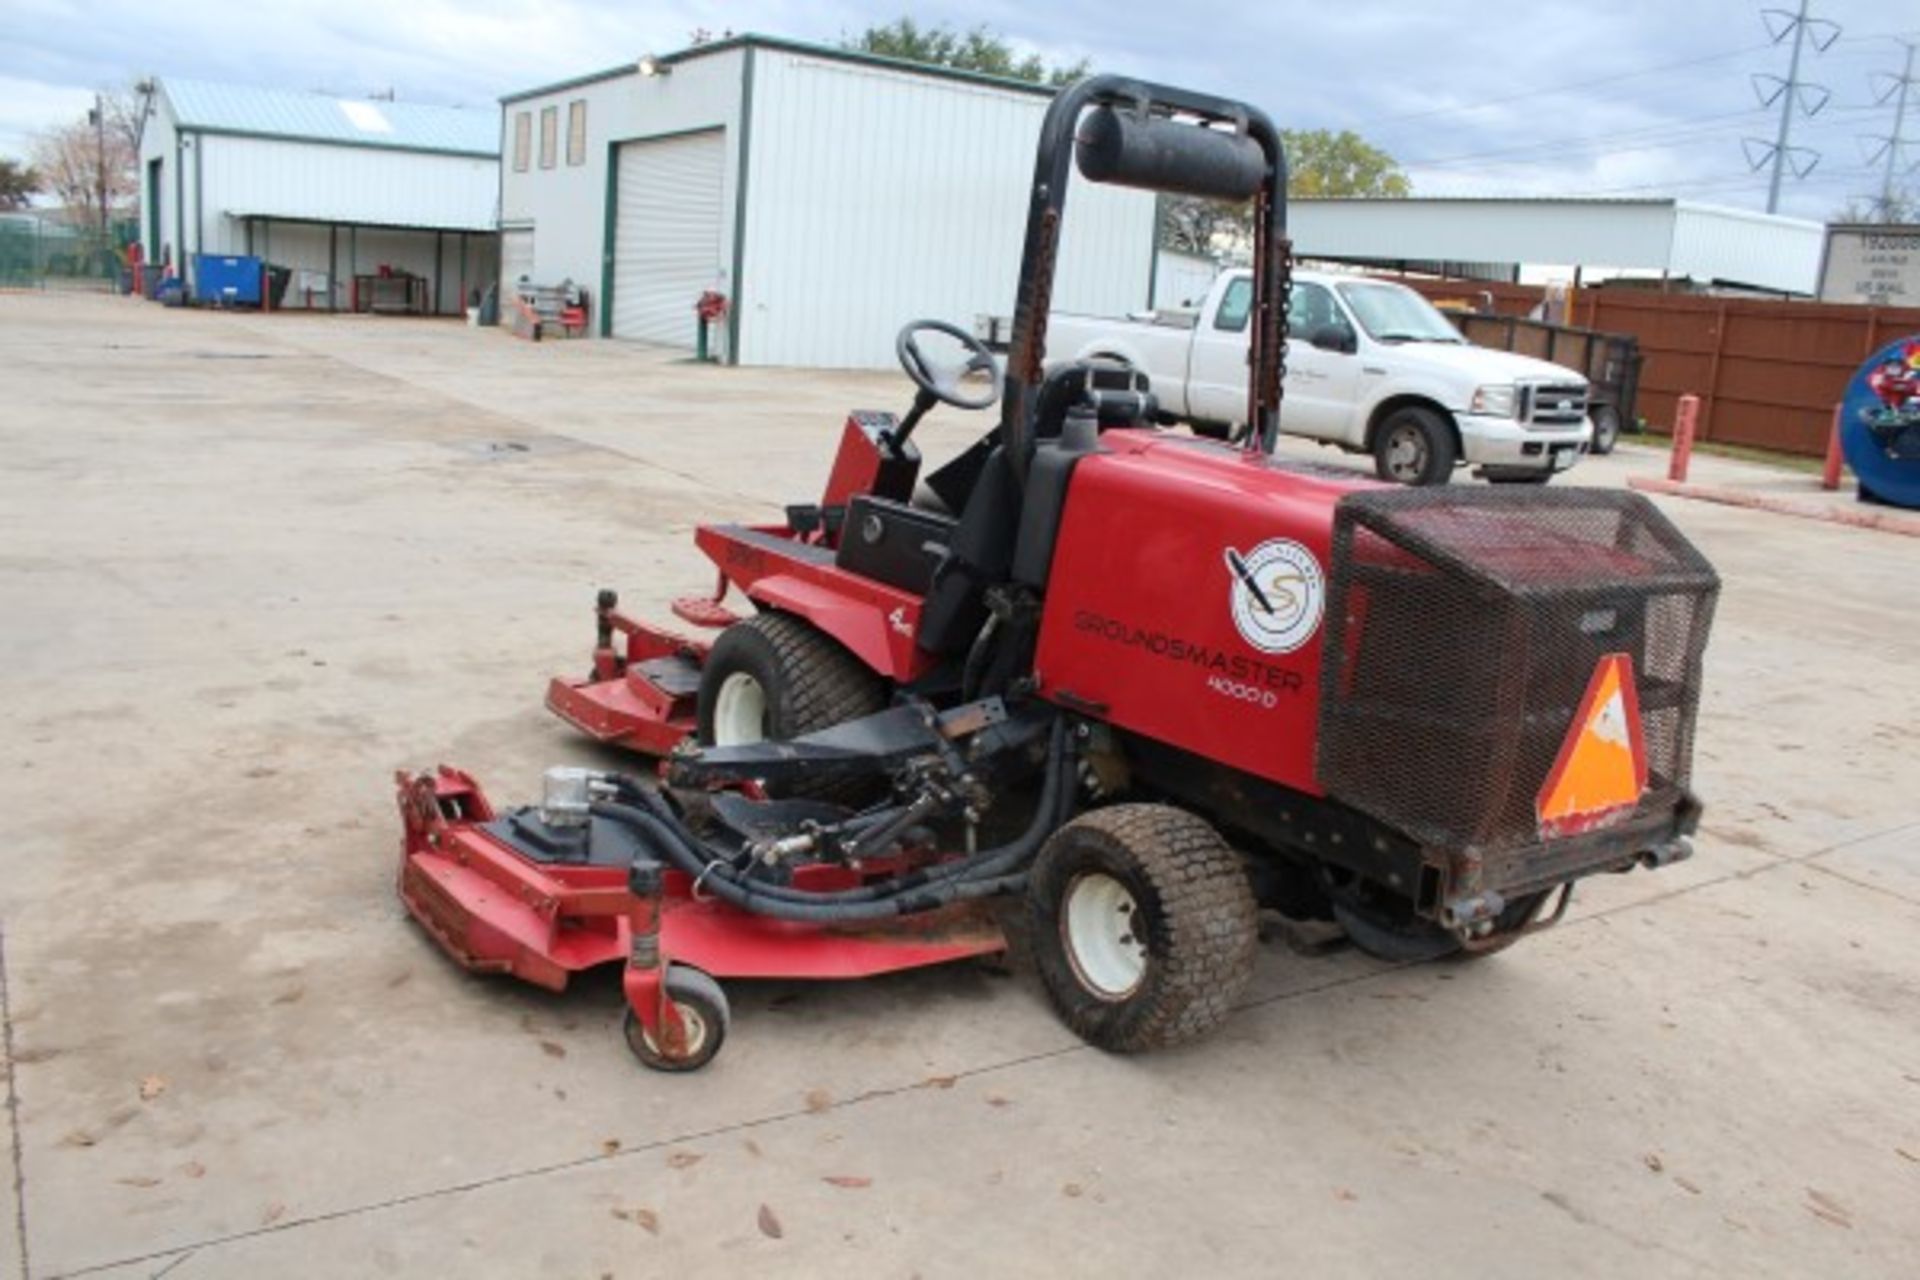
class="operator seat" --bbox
[917,360,1154,515]
[916,365,1147,657]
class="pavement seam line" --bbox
[1,922,29,1280]
[46,1040,1087,1280]
[45,813,1919,1277]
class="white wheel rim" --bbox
[711,671,767,745]
[639,1001,709,1058]
[1062,873,1148,1000]
[1385,425,1426,480]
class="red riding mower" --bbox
[397,76,1719,1071]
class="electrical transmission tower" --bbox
[1745,0,1841,213]
[1860,40,1918,221]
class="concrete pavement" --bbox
[1,293,1915,1279]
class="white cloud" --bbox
[0,74,97,162]
[2,0,1909,220]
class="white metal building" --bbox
[139,78,500,313]
[1290,197,1827,296]
[499,35,1157,368]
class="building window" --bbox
[539,105,558,169]
[512,111,531,172]
[566,100,587,166]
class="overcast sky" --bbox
[3,0,1916,221]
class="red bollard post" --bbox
[1668,394,1700,483]
[1821,402,1844,491]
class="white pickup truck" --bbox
[1049,268,1593,485]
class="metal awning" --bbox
[1290,197,1826,295]
[223,208,496,234]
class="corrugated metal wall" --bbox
[1153,250,1220,308]
[196,135,496,237]
[611,130,728,346]
[1670,203,1825,296]
[739,52,1155,369]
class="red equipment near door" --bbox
[398,75,1719,1071]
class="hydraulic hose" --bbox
[608,720,1072,908]
[593,721,1075,922]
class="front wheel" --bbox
[1372,406,1457,486]
[697,611,886,797]
[623,966,730,1072]
[1590,404,1622,455]
[1028,806,1258,1053]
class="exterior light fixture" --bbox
[637,55,670,78]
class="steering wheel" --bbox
[896,320,1001,411]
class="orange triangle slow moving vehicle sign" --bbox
[1536,653,1649,839]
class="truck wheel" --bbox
[1590,405,1622,455]
[1190,420,1232,440]
[1028,805,1258,1053]
[1372,406,1456,486]
[698,611,886,796]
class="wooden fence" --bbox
[1391,275,1920,456]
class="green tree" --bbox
[1284,129,1411,199]
[1160,128,1410,256]
[0,157,39,211]
[841,18,1088,86]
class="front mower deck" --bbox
[397,767,1007,1064]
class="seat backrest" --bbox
[915,449,1022,656]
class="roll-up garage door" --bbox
[611,130,726,347]
[500,228,534,291]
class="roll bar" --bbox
[1000,76,1290,484]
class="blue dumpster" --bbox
[193,254,262,306]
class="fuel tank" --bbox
[1034,433,1376,795]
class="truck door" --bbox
[1279,281,1361,442]
[1185,275,1256,427]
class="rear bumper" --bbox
[1437,788,1701,928]
[1453,411,1590,472]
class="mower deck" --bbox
[397,767,1006,1064]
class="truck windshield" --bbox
[1334,282,1465,344]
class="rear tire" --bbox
[697,611,886,797]
[1028,806,1258,1053]
[1372,406,1456,486]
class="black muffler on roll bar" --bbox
[1073,106,1268,202]
[1000,76,1290,484]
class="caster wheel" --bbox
[623,966,729,1072]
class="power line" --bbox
[1348,41,1775,131]
[1404,101,1884,174]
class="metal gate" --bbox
[612,129,726,348]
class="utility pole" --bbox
[1746,1,1840,213]
[1864,40,1917,221]
[87,92,106,241]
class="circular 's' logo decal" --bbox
[1225,539,1325,655]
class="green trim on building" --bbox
[501,31,1058,107]
[728,45,756,367]
[599,139,620,338]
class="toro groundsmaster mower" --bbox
[397,76,1719,1071]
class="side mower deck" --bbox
[543,592,728,754]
